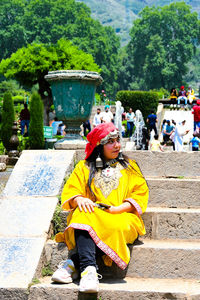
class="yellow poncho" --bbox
[56,159,149,270]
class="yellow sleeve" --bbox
[124,160,149,215]
[61,160,89,210]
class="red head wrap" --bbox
[180,85,184,90]
[85,122,118,160]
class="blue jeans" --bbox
[71,229,104,272]
[21,120,30,135]
[194,121,200,131]
[127,122,134,137]
[177,96,187,105]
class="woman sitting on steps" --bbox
[52,122,149,293]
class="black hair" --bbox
[86,144,145,198]
[154,134,158,140]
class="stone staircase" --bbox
[1,150,200,299]
[28,151,200,300]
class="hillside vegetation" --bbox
[78,0,200,45]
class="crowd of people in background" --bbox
[46,90,200,152]
[170,85,196,106]
[90,101,200,152]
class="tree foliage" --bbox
[120,2,200,91]
[1,91,15,151]
[0,39,100,117]
[29,92,44,149]
[0,0,120,96]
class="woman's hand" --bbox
[105,202,137,214]
[73,196,95,213]
[106,206,120,214]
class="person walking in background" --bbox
[146,111,158,135]
[100,105,113,123]
[192,99,200,131]
[20,103,30,136]
[93,108,102,128]
[126,108,135,138]
[174,120,190,151]
[189,134,200,151]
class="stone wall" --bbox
[75,150,200,178]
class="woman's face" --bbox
[103,137,121,161]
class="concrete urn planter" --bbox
[45,70,103,141]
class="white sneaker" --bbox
[51,259,79,284]
[79,266,102,293]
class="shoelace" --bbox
[82,270,102,281]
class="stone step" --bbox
[44,239,200,280]
[143,207,200,240]
[128,239,200,279]
[147,177,200,208]
[75,150,200,178]
[57,206,200,240]
[28,276,200,300]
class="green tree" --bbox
[29,92,44,149]
[0,0,120,97]
[122,2,200,90]
[0,0,27,60]
[1,91,15,151]
[0,39,100,122]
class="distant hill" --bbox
[77,0,200,45]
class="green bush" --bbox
[116,90,159,121]
[15,103,23,115]
[0,141,5,154]
[150,88,170,99]
[29,92,44,149]
[1,91,15,151]
[13,95,24,104]
[18,135,30,152]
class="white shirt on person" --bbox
[101,111,113,123]
[93,113,102,126]
[126,112,135,122]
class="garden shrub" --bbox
[1,91,15,151]
[116,90,159,122]
[13,95,24,104]
[29,92,44,149]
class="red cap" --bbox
[197,99,200,105]
[180,85,184,90]
[85,122,117,160]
